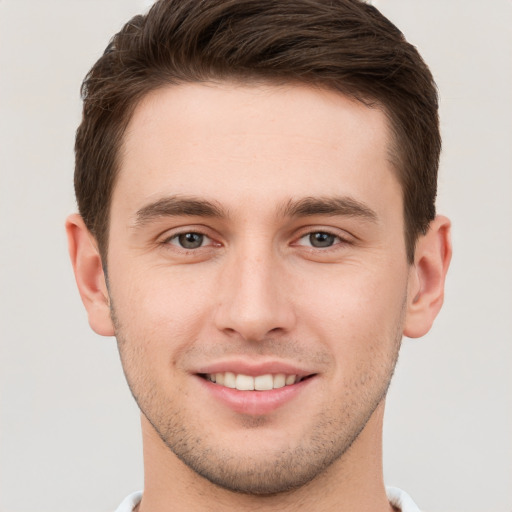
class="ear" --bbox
[403,215,452,338]
[66,214,115,336]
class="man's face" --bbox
[107,83,412,494]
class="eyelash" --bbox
[294,230,350,249]
[163,231,217,250]
[161,228,351,252]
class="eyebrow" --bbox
[132,194,378,228]
[133,196,228,227]
[279,196,378,222]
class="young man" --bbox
[66,1,451,510]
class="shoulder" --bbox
[386,486,421,512]
[114,491,143,512]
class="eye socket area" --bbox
[159,226,353,252]
[293,229,352,249]
[301,232,336,248]
[165,231,217,250]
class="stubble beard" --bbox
[112,303,404,496]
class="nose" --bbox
[213,243,296,342]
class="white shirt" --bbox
[115,486,420,511]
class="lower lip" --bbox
[196,376,314,415]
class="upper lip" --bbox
[193,359,315,378]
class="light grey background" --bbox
[0,1,511,511]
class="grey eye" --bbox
[309,232,336,248]
[177,232,205,249]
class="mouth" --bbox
[195,367,317,415]
[198,372,314,391]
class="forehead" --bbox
[115,82,399,218]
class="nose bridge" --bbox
[214,235,294,340]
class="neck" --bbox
[137,401,393,512]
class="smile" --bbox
[196,369,317,415]
[202,372,303,391]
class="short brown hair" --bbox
[75,0,440,263]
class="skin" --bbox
[67,82,451,512]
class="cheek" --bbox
[109,262,214,349]
[293,261,408,360]
[111,267,214,402]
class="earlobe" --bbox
[65,214,115,336]
[403,215,452,338]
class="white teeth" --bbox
[254,374,273,391]
[285,374,296,385]
[236,374,255,390]
[273,373,286,388]
[224,372,236,389]
[205,372,302,390]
